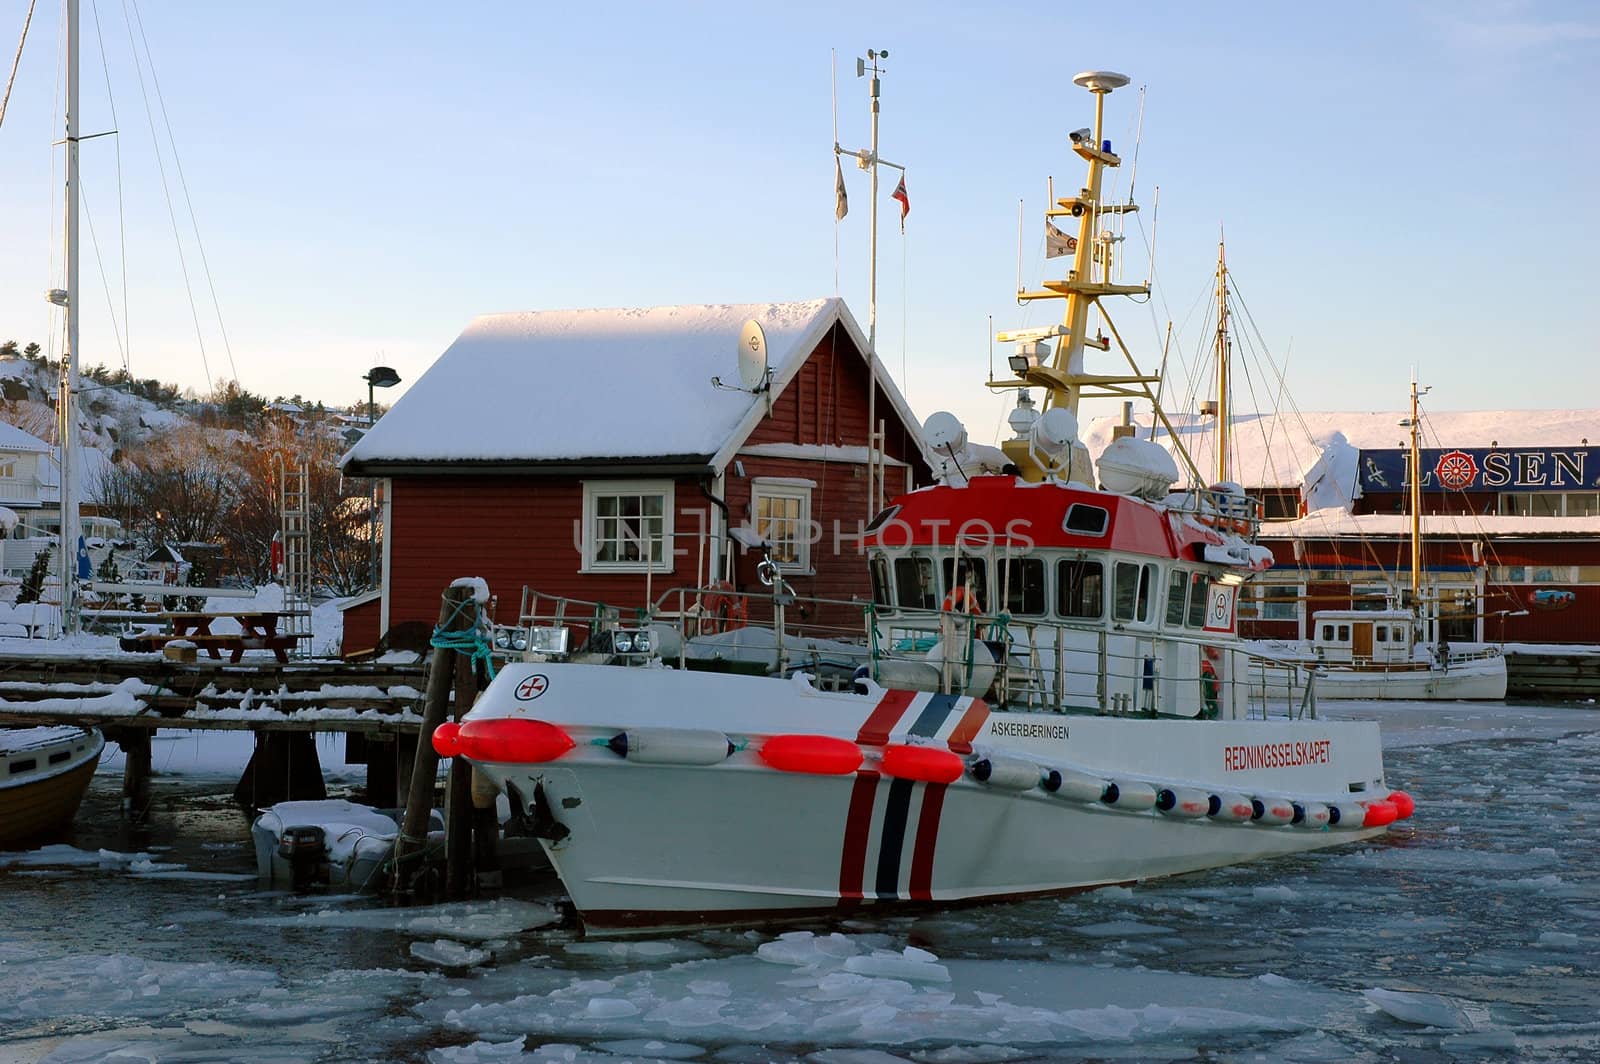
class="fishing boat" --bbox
[0,727,105,849]
[444,69,1413,932]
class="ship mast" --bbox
[994,71,1200,485]
[1213,239,1230,486]
[55,0,83,636]
[1408,374,1424,607]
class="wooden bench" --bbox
[119,631,310,664]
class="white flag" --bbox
[1046,220,1078,258]
[835,157,848,221]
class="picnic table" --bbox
[121,610,308,663]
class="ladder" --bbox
[278,455,312,658]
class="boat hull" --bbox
[462,664,1395,932]
[0,728,105,849]
[1312,658,1507,700]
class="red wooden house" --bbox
[339,299,932,656]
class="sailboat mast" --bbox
[1214,239,1229,486]
[59,0,82,637]
[1409,375,1422,605]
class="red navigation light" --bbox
[759,734,863,775]
[431,721,461,757]
[880,743,964,784]
[1363,800,1399,827]
[457,718,575,763]
[1387,790,1415,819]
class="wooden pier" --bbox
[1504,650,1600,700]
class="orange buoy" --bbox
[457,718,575,764]
[431,721,462,757]
[759,734,863,775]
[880,743,964,784]
[1388,790,1416,819]
[1362,800,1399,827]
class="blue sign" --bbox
[1358,447,1600,494]
[76,535,92,580]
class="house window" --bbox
[581,480,674,572]
[751,479,813,571]
[0,459,15,478]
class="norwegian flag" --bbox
[891,173,909,231]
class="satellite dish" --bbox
[737,320,769,392]
[923,411,968,454]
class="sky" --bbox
[1,1,1597,445]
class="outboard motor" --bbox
[277,825,327,891]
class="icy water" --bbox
[2,702,1598,1063]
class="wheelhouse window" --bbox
[1112,561,1155,623]
[894,556,937,610]
[1165,570,1189,627]
[751,479,813,572]
[581,480,674,572]
[998,557,1046,616]
[869,554,892,608]
[941,556,989,613]
[1186,573,1209,628]
[1057,558,1104,619]
[1064,504,1109,536]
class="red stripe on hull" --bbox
[837,770,880,899]
[945,699,991,754]
[856,689,916,746]
[908,782,947,901]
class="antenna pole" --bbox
[865,50,881,520]
[59,0,82,636]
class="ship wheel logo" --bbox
[1434,450,1478,490]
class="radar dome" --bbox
[923,411,968,454]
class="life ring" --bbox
[699,581,748,635]
[942,585,982,614]
[1199,659,1221,719]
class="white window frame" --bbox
[750,477,814,574]
[580,479,676,574]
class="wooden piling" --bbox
[119,728,151,819]
[444,621,482,897]
[394,583,474,891]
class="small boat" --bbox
[1294,609,1507,700]
[444,69,1412,933]
[0,726,105,849]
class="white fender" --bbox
[605,727,735,766]
[1042,768,1110,803]
[1102,779,1158,812]
[1325,802,1366,828]
[968,755,1044,791]
[1251,796,1296,825]
[1155,786,1210,818]
[1293,801,1331,828]
[1208,792,1255,822]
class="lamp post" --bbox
[363,366,400,588]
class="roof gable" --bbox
[344,299,926,473]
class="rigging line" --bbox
[128,0,235,382]
[79,179,130,368]
[0,0,36,130]
[89,0,129,376]
[118,0,211,392]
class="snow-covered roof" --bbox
[1083,409,1600,491]
[343,299,925,473]
[1258,509,1600,539]
[0,420,51,454]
